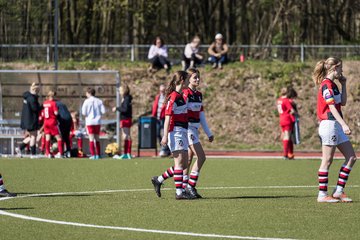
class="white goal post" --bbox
[0,70,121,155]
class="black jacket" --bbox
[116,95,132,120]
[56,100,72,126]
[20,91,41,131]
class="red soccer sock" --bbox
[174,167,184,195]
[124,140,129,154]
[189,171,199,188]
[41,137,46,152]
[45,140,51,156]
[95,141,101,156]
[89,141,95,156]
[282,140,289,157]
[77,138,83,150]
[57,140,63,155]
[126,140,132,155]
[288,140,294,156]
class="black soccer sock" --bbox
[30,145,36,155]
[19,142,27,151]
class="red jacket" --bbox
[152,94,166,120]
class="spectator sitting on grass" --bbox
[207,33,229,69]
[148,36,171,74]
[182,35,203,71]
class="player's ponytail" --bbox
[165,71,188,100]
[312,57,342,85]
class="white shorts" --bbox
[167,127,189,152]
[188,126,200,146]
[319,120,349,146]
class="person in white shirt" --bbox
[181,35,204,71]
[148,36,171,73]
[81,87,106,160]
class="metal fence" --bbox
[0,44,360,63]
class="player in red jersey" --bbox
[151,71,194,200]
[42,90,63,158]
[313,57,357,203]
[182,68,214,198]
[277,87,296,159]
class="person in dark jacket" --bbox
[0,173,16,197]
[19,83,41,158]
[56,99,73,157]
[112,84,132,159]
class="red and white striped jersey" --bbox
[182,87,203,128]
[165,91,188,132]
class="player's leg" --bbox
[186,142,206,198]
[121,127,132,159]
[54,134,63,158]
[45,133,52,157]
[182,149,194,189]
[16,135,30,157]
[281,124,291,159]
[87,125,96,159]
[333,140,357,202]
[174,149,193,200]
[28,130,38,157]
[94,133,101,159]
[0,174,16,197]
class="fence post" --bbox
[131,44,135,62]
[300,43,304,63]
[46,45,50,63]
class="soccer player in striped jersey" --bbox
[0,173,16,197]
[313,57,357,203]
[151,71,194,200]
[182,68,214,198]
[276,87,296,159]
[42,90,63,158]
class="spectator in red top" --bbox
[152,84,170,157]
[276,87,296,160]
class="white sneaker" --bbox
[30,155,38,159]
[54,153,62,159]
[317,195,340,203]
[112,154,121,159]
[333,191,353,203]
[15,147,22,158]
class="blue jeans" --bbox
[209,55,227,64]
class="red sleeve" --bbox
[152,95,159,117]
[322,81,335,105]
[52,101,58,113]
[182,89,189,101]
[165,94,175,116]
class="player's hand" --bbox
[161,136,168,146]
[112,107,116,112]
[208,135,214,142]
[339,75,347,85]
[342,124,351,135]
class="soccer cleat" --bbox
[333,192,353,203]
[126,153,132,159]
[287,154,295,160]
[119,154,131,160]
[112,154,121,159]
[185,186,202,199]
[0,189,17,198]
[54,152,63,159]
[47,154,54,159]
[151,176,162,197]
[89,156,96,160]
[175,192,195,200]
[317,195,340,203]
[30,155,38,159]
[95,155,100,160]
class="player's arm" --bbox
[161,115,170,146]
[100,101,106,115]
[339,75,347,106]
[328,105,350,135]
[200,111,214,142]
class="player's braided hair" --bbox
[165,71,188,100]
[312,57,342,85]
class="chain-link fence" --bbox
[1,44,360,63]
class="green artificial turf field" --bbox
[0,157,359,240]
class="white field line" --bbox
[2,184,359,240]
